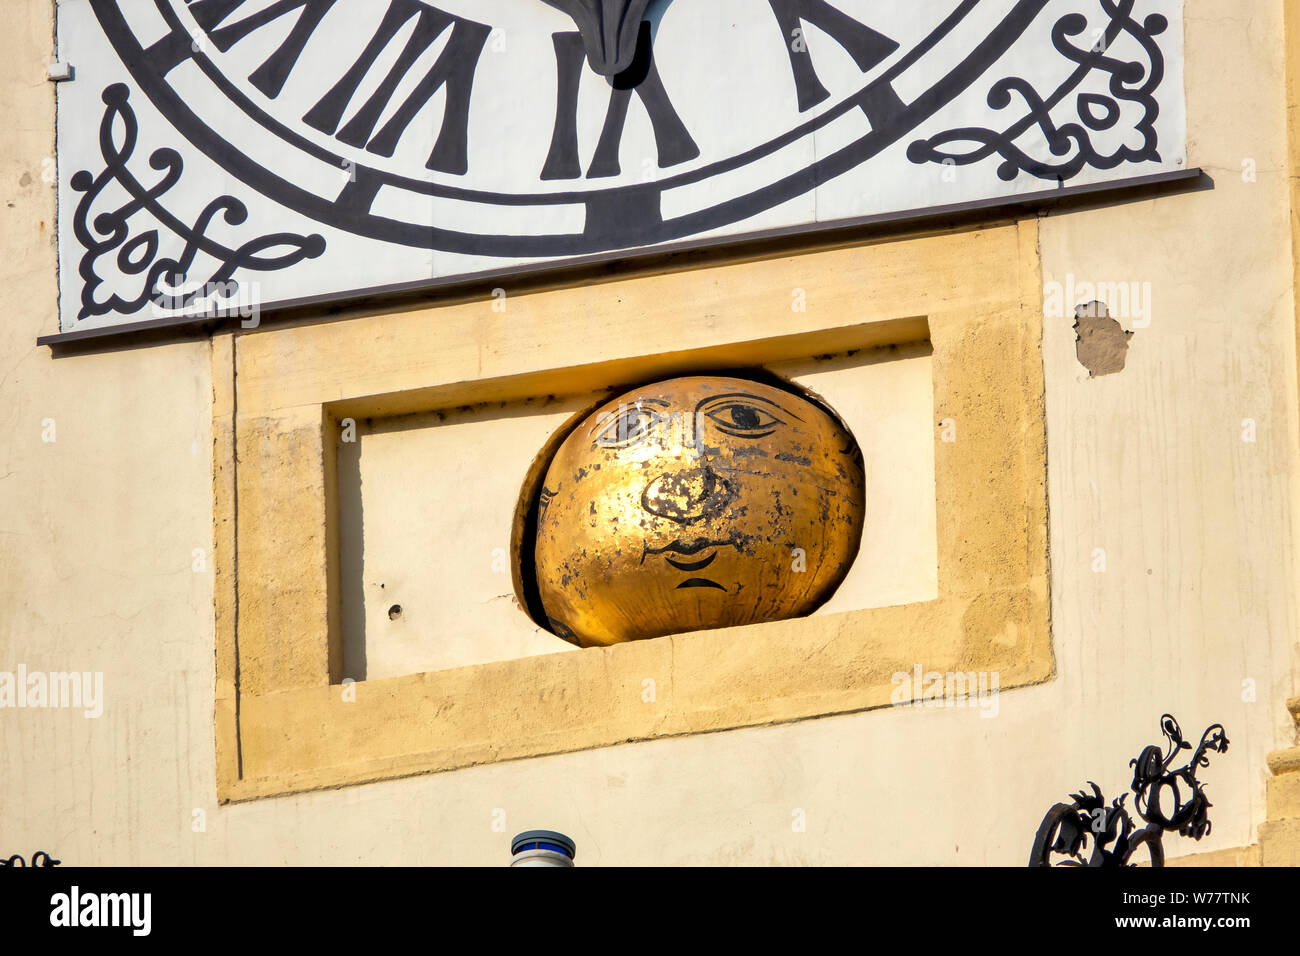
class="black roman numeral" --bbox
[302,1,489,175]
[188,0,489,176]
[543,22,698,181]
[191,0,339,99]
[767,0,899,111]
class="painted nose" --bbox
[641,465,734,524]
[543,0,653,76]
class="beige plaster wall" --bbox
[2,0,1297,865]
[338,395,588,681]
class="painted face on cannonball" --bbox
[534,376,865,646]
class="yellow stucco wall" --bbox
[2,0,1298,864]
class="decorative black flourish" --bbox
[1,852,61,867]
[908,0,1167,183]
[1030,715,1229,867]
[70,83,326,322]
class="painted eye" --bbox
[704,402,782,437]
[593,406,663,448]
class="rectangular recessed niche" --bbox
[335,342,937,681]
[216,225,1050,801]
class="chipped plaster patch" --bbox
[1073,301,1134,377]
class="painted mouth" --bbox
[664,552,716,573]
[675,578,728,591]
[641,538,739,591]
[641,538,739,563]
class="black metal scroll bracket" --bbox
[1030,715,1229,867]
[1,852,62,867]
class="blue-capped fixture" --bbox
[510,830,576,867]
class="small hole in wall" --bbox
[388,604,402,621]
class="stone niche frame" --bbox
[212,221,1051,802]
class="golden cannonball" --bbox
[533,376,865,646]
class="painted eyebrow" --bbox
[694,392,804,422]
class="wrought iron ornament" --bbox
[1029,715,1229,867]
[1,852,62,867]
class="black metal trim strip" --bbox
[40,167,1210,353]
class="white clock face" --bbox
[57,0,1186,329]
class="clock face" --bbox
[59,0,1186,329]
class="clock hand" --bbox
[543,0,654,78]
[543,21,698,181]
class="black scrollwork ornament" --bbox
[908,0,1167,184]
[1030,715,1229,867]
[70,83,326,323]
